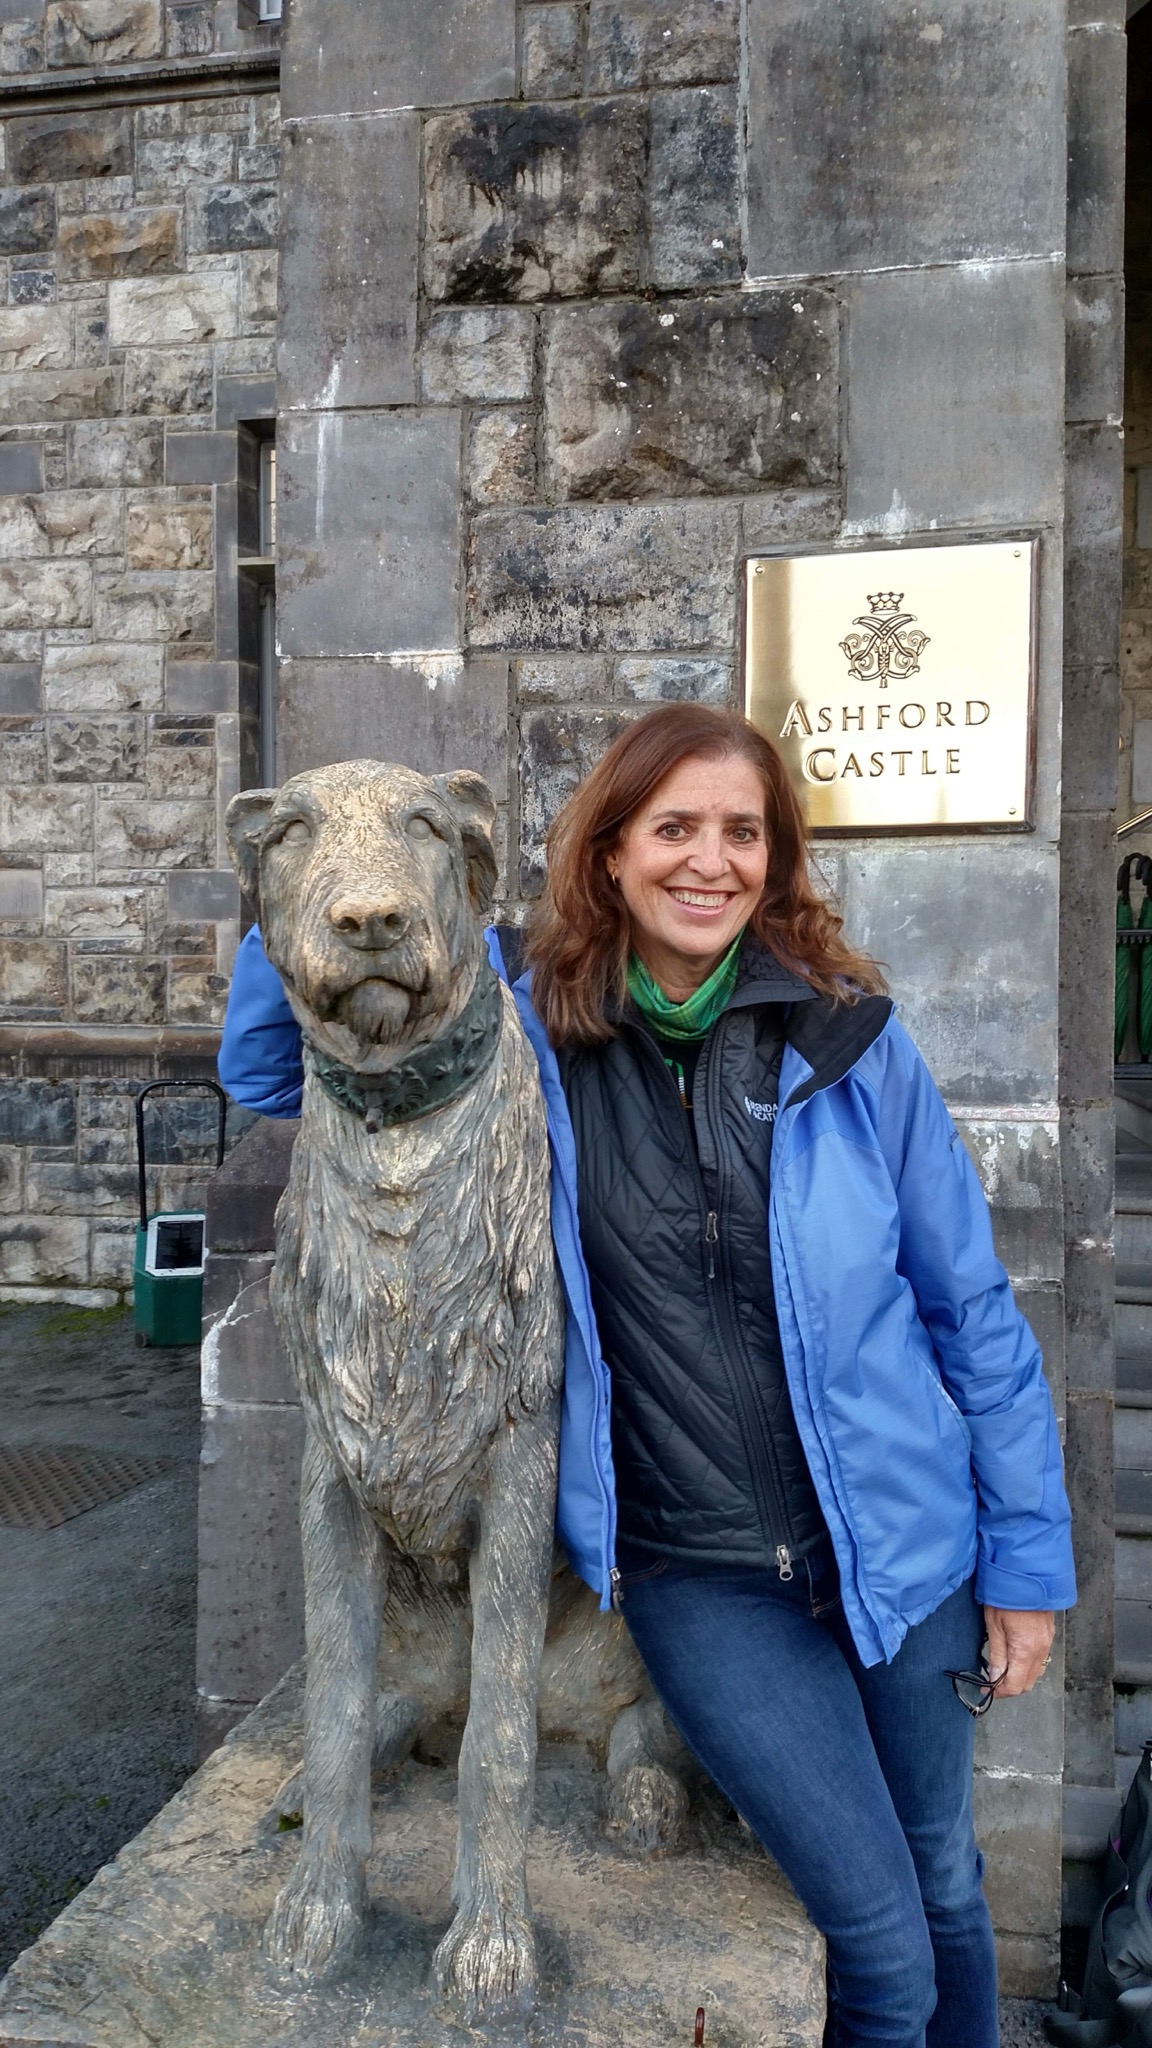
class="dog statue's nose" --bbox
[329,894,411,948]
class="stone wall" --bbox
[271,0,1075,1993]
[0,0,278,1300]
[1121,12,1152,840]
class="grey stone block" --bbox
[615,656,731,704]
[0,439,42,492]
[838,841,1059,1105]
[973,1773,1061,1938]
[1065,423,1123,674]
[1064,668,1120,813]
[277,410,462,659]
[515,653,611,702]
[1066,276,1124,426]
[1064,1390,1114,1686]
[282,0,515,116]
[277,655,509,800]
[420,305,536,405]
[468,498,742,652]
[1059,809,1116,1107]
[519,706,637,891]
[168,868,240,920]
[196,1398,305,1705]
[424,99,648,303]
[0,1076,76,1146]
[465,408,536,505]
[205,1116,298,1253]
[7,108,131,182]
[214,373,275,426]
[1061,1102,1115,1244]
[0,661,41,711]
[648,85,740,287]
[951,1116,1061,1283]
[745,0,1064,276]
[1066,1678,1116,1789]
[279,112,418,411]
[164,427,238,485]
[975,1642,1063,1780]
[202,1252,297,1404]
[543,290,835,501]
[995,1933,1059,2001]
[844,262,1064,531]
[1067,24,1126,279]
[68,419,163,488]
[197,182,278,253]
[740,489,841,550]
[522,3,581,97]
[586,0,738,90]
[0,186,55,256]
[165,659,237,713]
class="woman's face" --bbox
[607,752,769,996]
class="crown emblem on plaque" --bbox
[840,591,930,688]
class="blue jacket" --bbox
[219,923,1076,1667]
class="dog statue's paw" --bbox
[263,1854,365,1979]
[432,1898,537,2019]
[607,1761,689,1856]
[268,1767,303,1826]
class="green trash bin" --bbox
[133,1080,227,1348]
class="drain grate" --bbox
[0,1444,171,1531]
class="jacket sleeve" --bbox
[217,925,304,1119]
[874,1019,1076,1613]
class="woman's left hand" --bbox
[983,1608,1055,1697]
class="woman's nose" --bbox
[687,835,728,877]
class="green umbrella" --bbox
[1118,855,1136,1061]
[1138,856,1152,1060]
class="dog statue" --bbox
[225,761,685,2022]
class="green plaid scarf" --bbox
[626,933,743,1044]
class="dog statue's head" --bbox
[225,760,498,1072]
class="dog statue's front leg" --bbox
[432,1406,559,2020]
[265,1425,385,1978]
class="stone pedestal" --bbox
[0,1667,825,2048]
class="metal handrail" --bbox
[1118,807,1152,840]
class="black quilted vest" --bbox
[558,939,830,1577]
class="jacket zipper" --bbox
[633,1020,797,1582]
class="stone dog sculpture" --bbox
[225,761,684,2022]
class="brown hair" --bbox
[524,703,886,1047]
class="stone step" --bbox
[1116,1597,1152,1684]
[1115,1687,1152,1757]
[1118,1354,1152,1408]
[1117,1212,1152,1263]
[1117,1534,1152,1599]
[1117,1266,1152,1305]
[1118,1087,1152,1155]
[1117,1152,1152,1210]
[1117,1407,1152,1471]
[1117,1467,1152,1535]
[1117,1298,1152,1353]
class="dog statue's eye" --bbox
[278,820,312,846]
[406,815,436,842]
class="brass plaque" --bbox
[743,539,1036,832]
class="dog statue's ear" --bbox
[435,770,498,918]
[225,788,278,909]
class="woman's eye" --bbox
[407,815,435,841]
[657,823,684,839]
[279,820,311,846]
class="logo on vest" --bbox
[744,1096,776,1123]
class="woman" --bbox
[220,704,1075,2048]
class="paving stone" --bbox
[97,797,214,869]
[279,113,418,411]
[7,110,132,182]
[468,498,741,651]
[0,185,55,255]
[586,0,738,91]
[745,0,1064,276]
[0,365,121,423]
[0,713,45,781]
[0,559,89,628]
[420,305,535,404]
[465,407,535,505]
[126,494,213,571]
[282,0,515,117]
[648,84,740,287]
[522,3,581,97]
[543,290,836,501]
[195,183,278,254]
[843,261,1064,531]
[0,936,67,1012]
[278,410,462,659]
[519,706,636,890]
[68,419,162,488]
[44,884,146,944]
[0,661,42,711]
[70,954,167,1023]
[0,301,71,370]
[276,655,509,800]
[615,655,731,703]
[108,274,238,349]
[93,570,213,646]
[0,489,121,557]
[45,0,162,66]
[0,439,42,491]
[49,715,143,783]
[0,1077,76,1147]
[44,641,163,712]
[59,207,181,281]
[424,98,648,303]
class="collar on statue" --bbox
[305,962,504,1133]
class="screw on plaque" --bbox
[694,2008,706,2046]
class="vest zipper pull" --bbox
[704,1210,718,1280]
[776,1545,794,1582]
[610,1566,622,1612]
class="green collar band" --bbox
[627,933,744,1044]
[305,962,504,1132]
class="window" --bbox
[258,0,282,18]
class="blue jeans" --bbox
[617,1542,998,2048]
